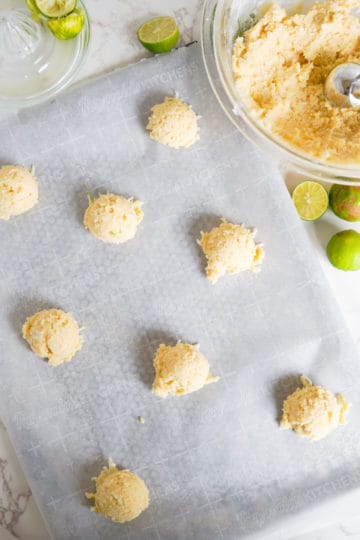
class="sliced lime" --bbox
[292,181,328,221]
[26,0,39,13]
[47,8,85,40]
[35,0,77,18]
[26,0,42,22]
[137,16,179,54]
[327,230,360,271]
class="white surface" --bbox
[0,1,360,539]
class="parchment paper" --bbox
[1,44,360,540]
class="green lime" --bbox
[35,0,77,18]
[47,8,85,39]
[137,16,179,54]
[26,0,42,21]
[329,184,360,222]
[26,0,39,13]
[292,181,328,221]
[326,230,360,271]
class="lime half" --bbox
[47,8,85,39]
[327,230,360,271]
[292,181,328,221]
[137,16,179,53]
[26,0,40,14]
[35,0,77,18]
[26,0,42,22]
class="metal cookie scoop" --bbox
[325,63,360,108]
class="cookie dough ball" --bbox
[83,193,143,244]
[85,461,149,523]
[152,342,219,398]
[280,375,349,442]
[0,165,38,220]
[146,96,199,149]
[22,309,83,367]
[198,219,264,284]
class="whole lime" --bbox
[327,230,360,271]
[329,184,360,221]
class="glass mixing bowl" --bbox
[0,0,90,110]
[201,0,360,185]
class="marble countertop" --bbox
[1,0,360,538]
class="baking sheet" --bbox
[1,43,360,540]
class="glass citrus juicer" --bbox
[0,0,90,109]
[201,0,360,185]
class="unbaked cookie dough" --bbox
[152,342,219,398]
[198,219,264,283]
[146,96,199,149]
[83,193,143,244]
[22,309,83,367]
[280,375,349,441]
[0,165,38,220]
[232,0,360,164]
[85,461,149,523]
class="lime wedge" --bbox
[26,0,39,13]
[137,16,179,54]
[47,8,85,40]
[35,0,77,18]
[26,0,42,21]
[292,181,328,221]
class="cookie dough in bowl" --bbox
[22,309,83,367]
[84,193,143,244]
[152,342,219,397]
[85,461,149,523]
[232,0,360,165]
[0,165,38,220]
[146,96,199,148]
[280,375,349,441]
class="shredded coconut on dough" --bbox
[152,342,219,398]
[84,193,143,244]
[280,375,349,441]
[199,219,264,283]
[146,96,199,148]
[22,309,83,367]
[85,460,149,523]
[0,165,38,220]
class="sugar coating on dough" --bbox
[0,165,38,220]
[83,193,143,244]
[146,96,199,149]
[22,309,83,367]
[198,219,264,284]
[152,342,219,398]
[280,375,349,442]
[85,461,149,523]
